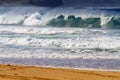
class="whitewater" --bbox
[0,6,120,70]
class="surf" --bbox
[0,6,120,70]
[0,6,120,29]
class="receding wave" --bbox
[0,7,120,29]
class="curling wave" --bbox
[0,7,120,29]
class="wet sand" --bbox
[0,64,120,80]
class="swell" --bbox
[0,7,120,29]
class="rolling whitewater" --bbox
[0,6,120,70]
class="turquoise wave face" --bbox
[47,15,101,28]
[47,15,120,29]
[0,6,120,29]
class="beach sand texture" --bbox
[0,65,120,80]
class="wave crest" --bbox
[0,7,120,29]
[47,15,101,28]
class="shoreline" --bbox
[2,63,120,72]
[0,64,120,80]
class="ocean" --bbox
[0,6,120,70]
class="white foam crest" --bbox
[0,7,119,26]
[41,7,120,26]
[23,11,42,26]
[0,6,48,25]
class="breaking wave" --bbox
[0,6,120,29]
[0,6,120,70]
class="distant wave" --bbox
[0,6,120,29]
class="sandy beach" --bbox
[0,64,120,80]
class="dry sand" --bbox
[0,64,120,80]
